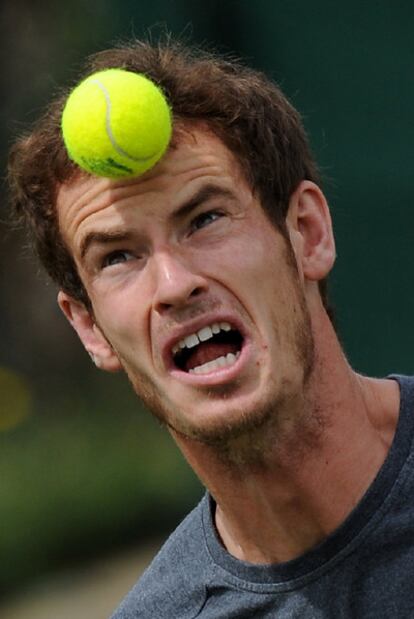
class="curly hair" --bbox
[8,37,330,311]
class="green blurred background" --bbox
[2,0,414,613]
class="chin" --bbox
[127,331,314,455]
[168,380,290,445]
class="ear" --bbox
[57,291,122,372]
[286,180,336,282]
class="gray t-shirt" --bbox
[112,375,414,618]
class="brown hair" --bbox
[8,37,329,310]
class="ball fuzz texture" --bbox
[61,69,172,178]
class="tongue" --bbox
[185,342,239,372]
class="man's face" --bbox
[57,128,314,444]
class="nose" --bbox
[151,250,208,314]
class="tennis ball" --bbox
[61,68,172,178]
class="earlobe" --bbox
[57,291,122,372]
[287,180,336,281]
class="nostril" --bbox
[153,264,208,312]
[156,286,204,313]
[158,301,174,312]
[190,287,204,298]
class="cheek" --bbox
[91,290,149,360]
[201,233,288,308]
[198,231,274,285]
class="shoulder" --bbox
[111,496,213,619]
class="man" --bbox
[8,39,414,618]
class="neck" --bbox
[171,310,400,564]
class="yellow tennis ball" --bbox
[61,69,172,178]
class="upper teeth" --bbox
[172,321,232,355]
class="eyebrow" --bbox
[171,183,235,221]
[80,230,135,260]
[79,183,235,260]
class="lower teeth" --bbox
[189,351,240,374]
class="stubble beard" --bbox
[190,286,319,470]
[118,262,321,470]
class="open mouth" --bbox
[171,321,244,375]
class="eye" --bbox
[101,250,135,269]
[190,210,223,233]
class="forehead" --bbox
[56,127,248,240]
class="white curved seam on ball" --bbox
[91,79,155,163]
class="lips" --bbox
[167,319,245,375]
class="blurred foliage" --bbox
[2,0,414,599]
[0,368,32,431]
[0,382,201,595]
